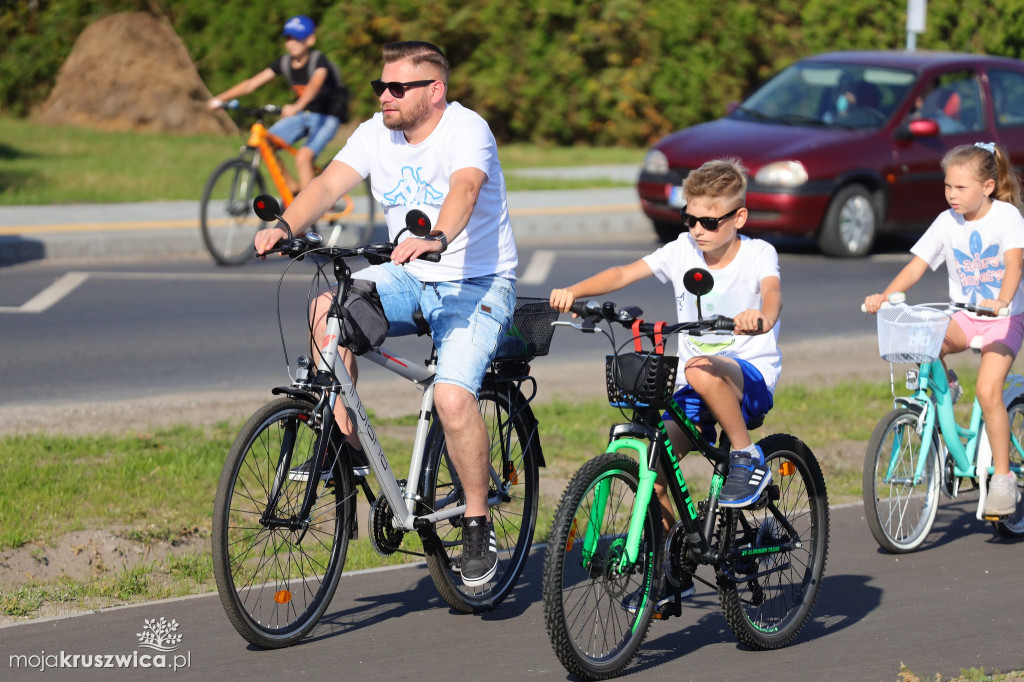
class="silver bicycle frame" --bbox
[315,315,498,532]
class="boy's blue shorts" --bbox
[663,358,774,446]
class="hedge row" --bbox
[3,0,1022,145]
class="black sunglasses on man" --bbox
[371,79,436,98]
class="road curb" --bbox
[0,187,649,265]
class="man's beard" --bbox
[382,96,429,131]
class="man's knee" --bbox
[434,383,477,425]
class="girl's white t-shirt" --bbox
[335,102,518,282]
[911,199,1024,317]
[642,234,782,392]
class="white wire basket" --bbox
[876,305,951,364]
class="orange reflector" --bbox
[566,519,578,552]
[779,461,796,477]
[510,465,519,485]
[274,590,292,604]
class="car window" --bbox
[908,70,984,134]
[734,63,915,130]
[989,69,1024,129]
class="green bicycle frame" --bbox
[581,404,727,573]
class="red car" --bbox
[638,50,1024,257]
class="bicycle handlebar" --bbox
[860,299,1009,317]
[265,234,441,263]
[568,299,735,334]
[212,99,282,118]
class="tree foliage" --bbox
[3,0,1023,145]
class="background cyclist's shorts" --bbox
[663,358,774,446]
[950,310,1024,356]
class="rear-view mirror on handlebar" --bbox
[253,194,283,222]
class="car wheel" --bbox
[818,184,878,258]
[654,220,682,243]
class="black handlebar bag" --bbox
[340,280,389,355]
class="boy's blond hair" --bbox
[683,158,748,209]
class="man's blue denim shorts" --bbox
[355,263,515,395]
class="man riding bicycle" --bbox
[254,40,518,587]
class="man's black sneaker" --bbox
[718,446,772,508]
[457,515,498,587]
[622,574,695,619]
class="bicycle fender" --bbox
[271,386,320,404]
[1003,373,1024,407]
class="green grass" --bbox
[0,115,642,205]
[0,376,901,621]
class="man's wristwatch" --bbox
[425,230,448,252]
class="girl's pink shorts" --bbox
[950,310,1024,355]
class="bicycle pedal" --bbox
[652,600,682,620]
[982,513,1008,522]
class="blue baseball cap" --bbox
[282,15,315,40]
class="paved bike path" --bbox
[0,186,647,265]
[3,502,1021,681]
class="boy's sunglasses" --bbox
[679,206,741,232]
[371,79,436,98]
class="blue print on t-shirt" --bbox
[953,230,1003,304]
[383,166,444,207]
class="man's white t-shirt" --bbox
[642,234,782,392]
[335,102,518,282]
[912,200,1024,317]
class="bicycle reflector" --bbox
[274,590,293,604]
[779,461,796,477]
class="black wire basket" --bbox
[494,297,560,360]
[605,352,678,408]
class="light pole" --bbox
[907,0,926,51]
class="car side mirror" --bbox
[908,118,940,138]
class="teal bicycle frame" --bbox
[889,359,1024,514]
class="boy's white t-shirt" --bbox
[642,234,782,392]
[911,199,1024,317]
[335,102,518,282]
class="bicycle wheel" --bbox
[212,398,355,648]
[863,405,941,552]
[543,452,662,680]
[200,157,270,265]
[420,382,540,613]
[995,397,1024,537]
[720,433,829,650]
[323,177,377,247]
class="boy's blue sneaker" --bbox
[718,446,771,508]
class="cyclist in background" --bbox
[254,40,518,588]
[208,15,348,193]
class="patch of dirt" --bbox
[38,12,235,135]
[0,528,207,589]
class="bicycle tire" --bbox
[995,397,1024,537]
[420,382,540,613]
[720,433,829,650]
[323,177,377,248]
[212,398,355,648]
[863,405,941,552]
[542,452,662,680]
[200,157,271,265]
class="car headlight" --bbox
[642,149,669,174]
[754,161,808,187]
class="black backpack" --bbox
[278,50,350,123]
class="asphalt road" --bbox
[0,238,950,409]
[3,499,1022,682]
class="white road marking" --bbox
[0,272,90,313]
[519,250,556,285]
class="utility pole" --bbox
[907,0,926,50]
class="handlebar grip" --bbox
[712,316,735,331]
[569,300,592,317]
[419,251,441,263]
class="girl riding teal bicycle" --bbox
[864,142,1024,518]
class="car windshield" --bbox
[731,62,917,130]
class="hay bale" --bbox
[38,12,235,135]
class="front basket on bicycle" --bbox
[494,297,559,360]
[606,352,678,409]
[876,305,950,364]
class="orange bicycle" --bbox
[200,102,376,265]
